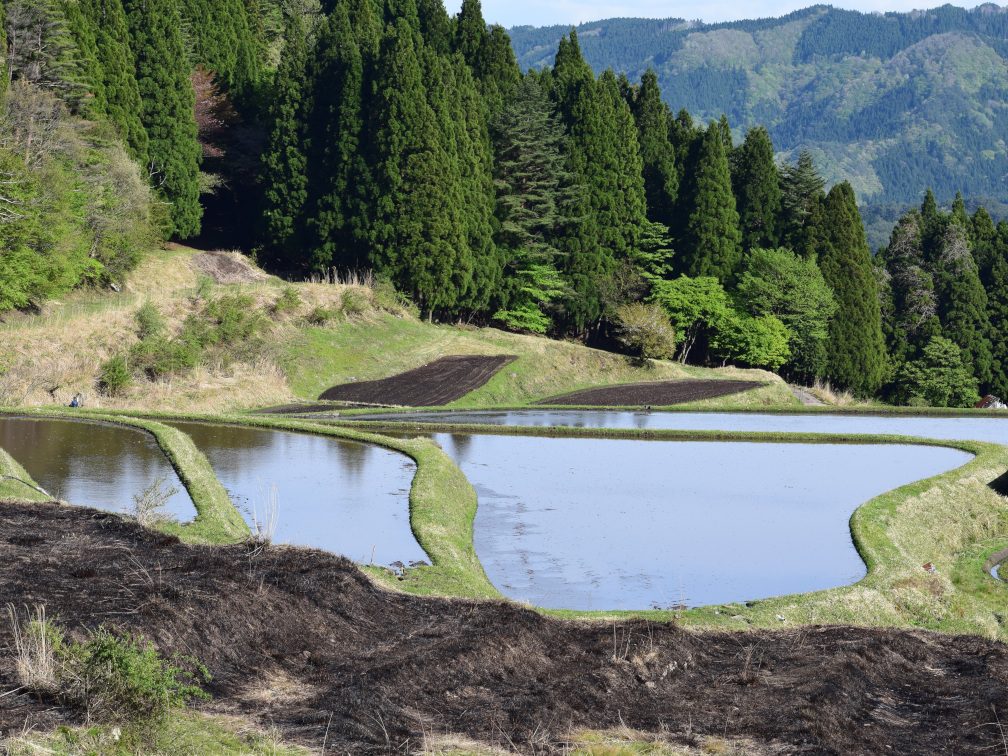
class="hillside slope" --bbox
[0,246,792,413]
[508,4,1008,213]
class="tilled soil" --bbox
[536,379,765,407]
[2,501,1007,754]
[317,355,516,406]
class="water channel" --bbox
[430,433,972,610]
[166,422,424,567]
[0,416,194,519]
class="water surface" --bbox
[0,416,194,519]
[357,410,1008,444]
[433,433,972,610]
[168,422,424,567]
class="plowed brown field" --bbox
[536,378,765,406]
[317,355,516,407]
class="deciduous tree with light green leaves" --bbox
[652,275,728,364]
[897,335,978,408]
[736,246,836,381]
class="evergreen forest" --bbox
[508,3,1008,237]
[1,0,1007,408]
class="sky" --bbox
[440,0,975,32]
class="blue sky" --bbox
[442,0,967,32]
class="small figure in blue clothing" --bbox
[68,393,83,408]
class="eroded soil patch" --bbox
[190,250,268,284]
[1,501,1006,754]
[536,379,765,407]
[317,354,515,407]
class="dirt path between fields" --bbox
[2,501,1006,755]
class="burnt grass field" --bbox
[3,500,1008,754]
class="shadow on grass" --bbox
[989,468,1008,497]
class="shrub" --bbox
[340,289,369,316]
[99,354,131,396]
[129,336,200,379]
[125,474,179,527]
[372,276,415,315]
[202,294,261,344]
[62,628,209,738]
[613,302,676,362]
[305,305,337,325]
[8,610,210,746]
[134,302,165,340]
[271,287,301,315]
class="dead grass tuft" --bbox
[7,604,60,695]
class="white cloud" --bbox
[441,0,987,33]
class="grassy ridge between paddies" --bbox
[0,408,248,543]
[10,407,1008,639]
[325,417,1008,638]
[0,445,53,502]
[23,406,499,599]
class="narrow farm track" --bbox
[2,501,1007,755]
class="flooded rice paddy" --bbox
[2,412,994,609]
[432,433,972,610]
[0,416,194,519]
[167,422,424,567]
[355,409,1008,444]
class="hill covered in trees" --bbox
[3,0,1007,410]
[507,4,1008,222]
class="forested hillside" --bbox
[2,0,1007,409]
[508,4,1008,218]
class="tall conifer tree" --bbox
[72,0,148,162]
[305,4,365,273]
[123,0,201,238]
[630,69,677,230]
[259,10,310,264]
[371,19,464,315]
[680,120,741,281]
[550,29,608,330]
[734,126,780,251]
[818,182,886,395]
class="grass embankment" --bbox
[285,312,794,409]
[324,418,1008,638]
[11,406,1008,638]
[0,408,248,543]
[109,409,499,599]
[0,446,53,502]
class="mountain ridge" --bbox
[507,3,1008,233]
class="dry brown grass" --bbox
[809,377,874,407]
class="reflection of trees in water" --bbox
[448,433,473,462]
[1,418,164,485]
[0,418,184,509]
[331,438,372,481]
[167,422,276,454]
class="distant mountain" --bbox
[508,4,1008,238]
